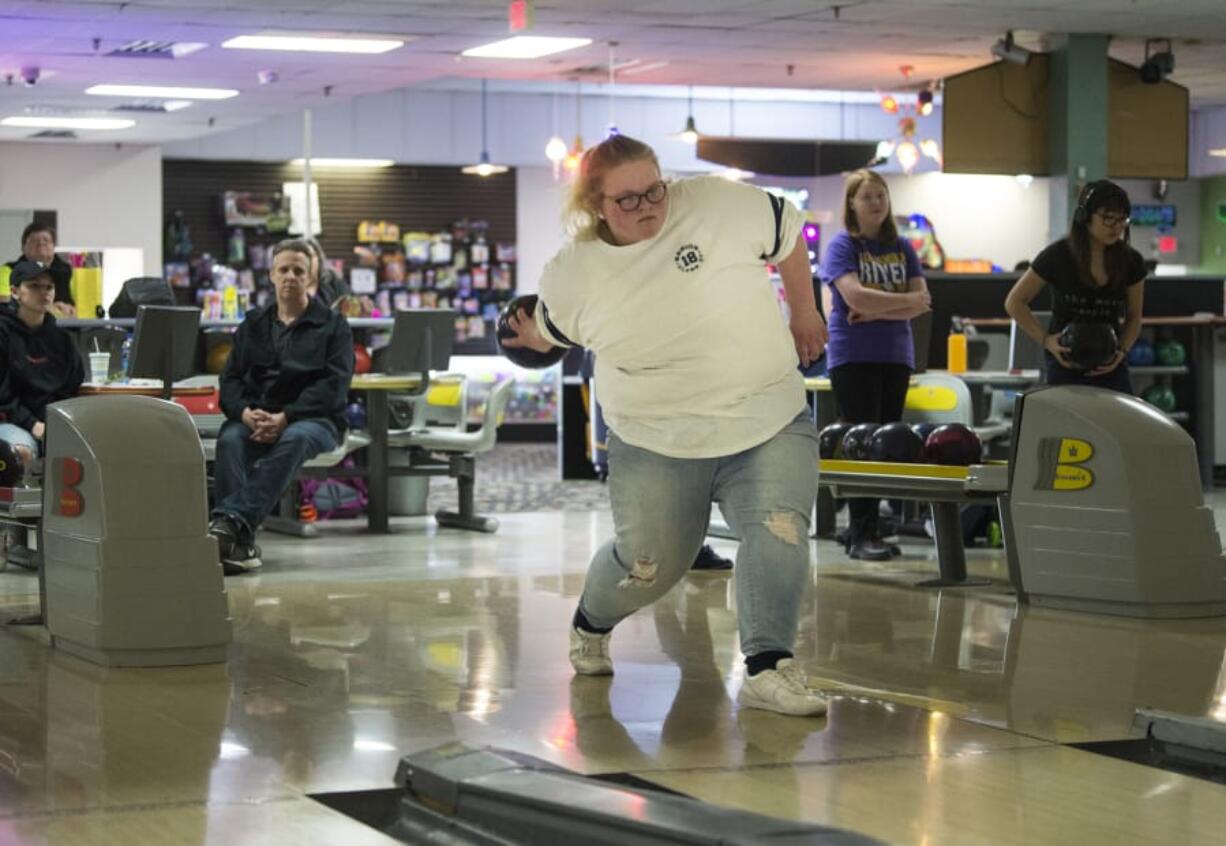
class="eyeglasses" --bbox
[606,181,667,212]
[1096,212,1130,228]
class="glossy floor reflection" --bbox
[0,494,1225,843]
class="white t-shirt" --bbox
[535,176,806,459]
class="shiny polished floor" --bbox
[2,493,1226,844]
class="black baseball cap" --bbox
[9,260,53,287]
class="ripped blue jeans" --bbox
[578,412,818,657]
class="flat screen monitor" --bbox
[1009,310,1051,371]
[129,305,201,398]
[383,309,456,374]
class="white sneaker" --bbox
[737,658,828,716]
[569,626,613,676]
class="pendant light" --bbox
[563,81,585,175]
[545,89,567,178]
[670,85,699,143]
[462,78,508,177]
[605,41,620,138]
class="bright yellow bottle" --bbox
[947,331,968,373]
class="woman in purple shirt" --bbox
[819,169,931,561]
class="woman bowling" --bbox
[501,134,830,716]
[818,169,931,561]
[1005,179,1146,394]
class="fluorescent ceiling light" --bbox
[163,100,192,112]
[2,116,134,130]
[291,157,395,167]
[462,36,591,60]
[222,34,404,54]
[86,84,239,100]
[1209,147,1226,157]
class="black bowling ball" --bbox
[496,295,568,369]
[867,422,925,463]
[0,440,24,487]
[840,423,880,461]
[818,422,856,459]
[1058,322,1118,371]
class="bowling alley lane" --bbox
[1,500,1226,840]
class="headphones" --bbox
[1072,182,1101,226]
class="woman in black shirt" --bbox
[1004,180,1146,394]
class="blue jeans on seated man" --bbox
[0,423,40,460]
[212,417,338,542]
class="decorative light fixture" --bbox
[461,36,591,59]
[544,91,567,178]
[671,86,699,143]
[874,67,941,174]
[86,84,239,100]
[605,41,619,138]
[222,34,404,54]
[461,79,508,177]
[563,81,585,175]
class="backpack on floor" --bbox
[299,457,368,519]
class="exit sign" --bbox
[509,0,534,32]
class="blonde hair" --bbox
[842,169,898,244]
[563,134,661,241]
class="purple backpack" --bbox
[299,457,368,519]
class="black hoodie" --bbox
[5,254,74,306]
[0,302,85,431]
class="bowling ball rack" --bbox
[818,458,1009,587]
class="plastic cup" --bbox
[89,352,110,384]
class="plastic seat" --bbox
[386,377,515,533]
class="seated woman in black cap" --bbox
[0,260,85,469]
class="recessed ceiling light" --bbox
[462,36,592,60]
[86,84,238,100]
[1,116,134,130]
[222,35,404,54]
[290,158,395,167]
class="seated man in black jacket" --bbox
[5,223,76,316]
[0,260,85,470]
[210,239,354,574]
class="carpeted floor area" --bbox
[423,444,611,514]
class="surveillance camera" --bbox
[20,66,39,86]
[991,32,1032,66]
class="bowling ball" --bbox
[867,422,925,463]
[840,423,880,461]
[344,401,368,430]
[205,341,233,375]
[1155,339,1186,367]
[0,439,24,487]
[1059,322,1118,371]
[353,342,372,375]
[1127,339,1155,367]
[818,422,855,459]
[924,423,982,466]
[1142,384,1177,413]
[496,295,567,369]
